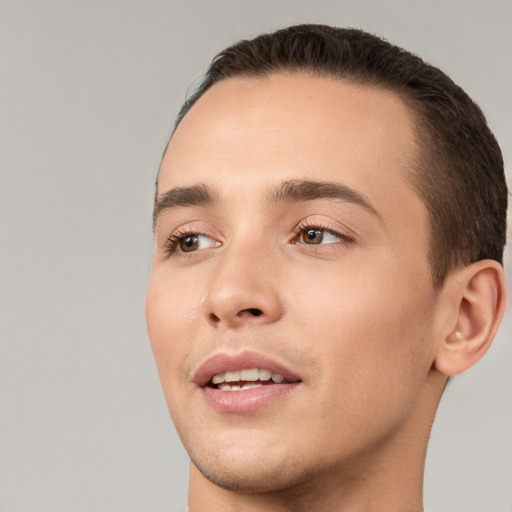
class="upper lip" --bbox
[193,350,302,387]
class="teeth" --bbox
[240,368,259,381]
[259,369,272,381]
[212,374,225,384]
[218,383,262,391]
[210,367,286,387]
[241,383,261,390]
[225,371,240,382]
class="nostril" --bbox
[209,312,221,323]
[240,308,263,317]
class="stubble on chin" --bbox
[188,444,319,495]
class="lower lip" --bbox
[201,383,299,413]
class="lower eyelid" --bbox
[164,222,352,255]
[164,232,221,256]
[294,223,353,243]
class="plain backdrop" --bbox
[0,1,511,511]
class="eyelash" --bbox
[292,220,354,246]
[164,229,199,255]
[164,222,354,256]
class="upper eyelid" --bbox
[158,220,218,241]
[161,215,356,248]
[164,231,220,256]
[294,227,353,246]
[294,216,356,238]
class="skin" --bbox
[146,74,506,511]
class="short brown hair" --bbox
[170,24,508,288]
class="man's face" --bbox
[146,74,442,492]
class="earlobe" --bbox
[434,260,507,377]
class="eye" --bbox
[165,232,220,254]
[297,227,344,245]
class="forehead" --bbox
[160,73,417,190]
[158,74,425,235]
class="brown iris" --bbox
[302,228,324,244]
[179,234,199,252]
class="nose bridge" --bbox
[203,234,283,327]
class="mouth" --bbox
[207,367,293,391]
[194,351,302,412]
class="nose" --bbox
[202,242,284,328]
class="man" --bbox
[146,24,508,511]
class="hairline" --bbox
[157,70,442,287]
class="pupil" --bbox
[305,229,323,244]
[180,235,198,252]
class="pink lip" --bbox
[202,383,299,412]
[194,350,302,413]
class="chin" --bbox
[191,453,318,494]
[185,434,319,494]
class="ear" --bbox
[434,260,507,377]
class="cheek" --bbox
[293,262,434,406]
[146,272,202,426]
[145,270,197,383]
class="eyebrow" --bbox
[268,179,382,220]
[153,179,382,228]
[153,184,216,228]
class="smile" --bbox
[195,352,302,412]
[211,368,288,391]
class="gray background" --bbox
[0,1,510,511]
